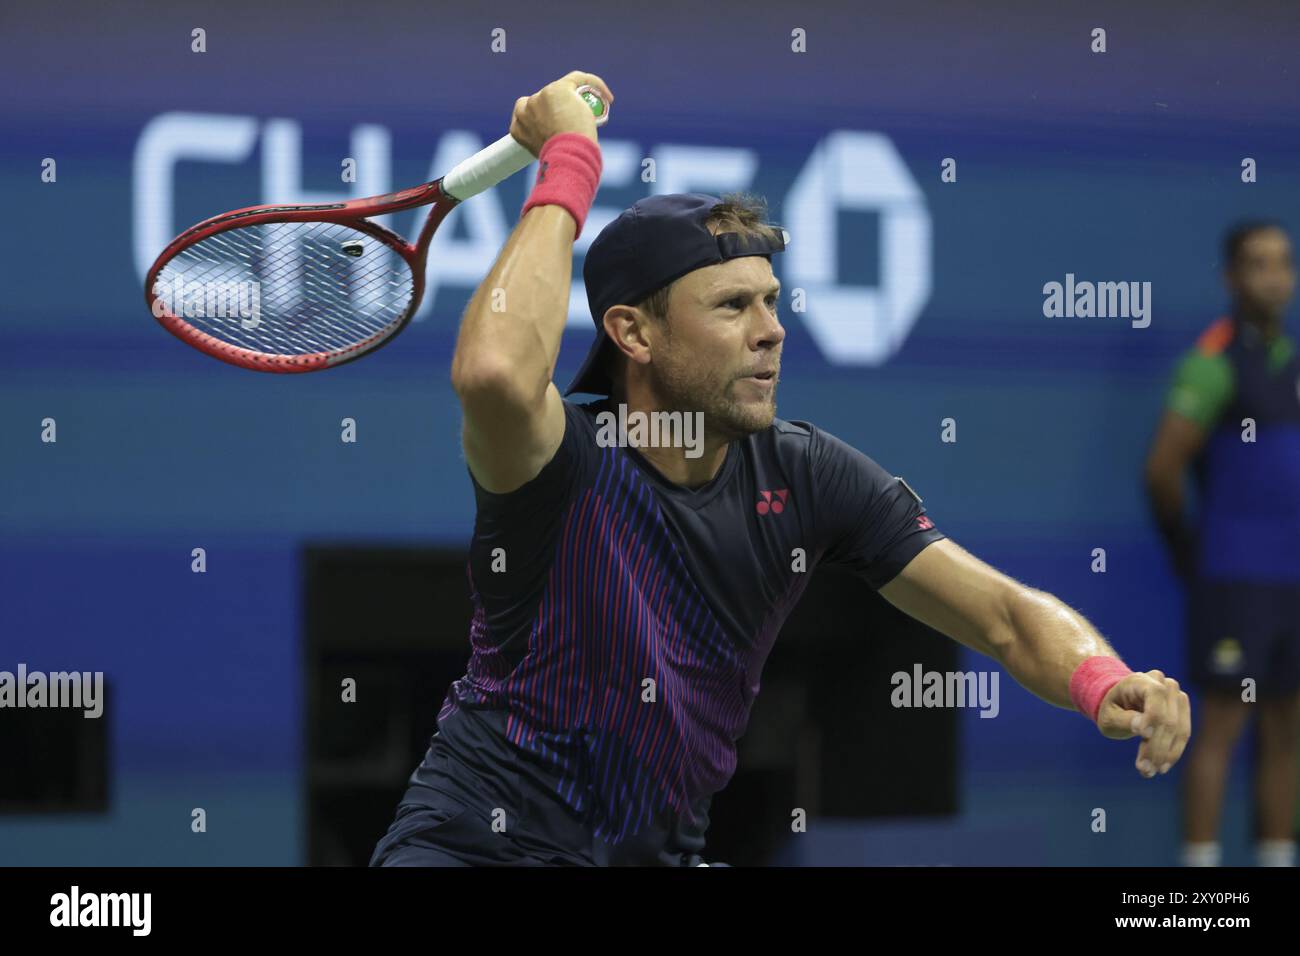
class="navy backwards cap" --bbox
[565,193,789,396]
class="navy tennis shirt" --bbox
[394,396,946,865]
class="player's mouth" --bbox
[740,368,777,390]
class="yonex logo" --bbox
[756,489,789,515]
[916,515,934,530]
[537,160,549,184]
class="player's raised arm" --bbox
[450,72,612,494]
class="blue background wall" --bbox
[2,0,1298,864]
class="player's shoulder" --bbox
[756,415,856,466]
[770,415,814,439]
[757,415,815,456]
[759,417,918,513]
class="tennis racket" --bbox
[144,86,609,372]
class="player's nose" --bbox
[751,305,785,347]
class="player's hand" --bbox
[510,71,613,156]
[1094,670,1191,778]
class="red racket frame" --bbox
[144,180,458,373]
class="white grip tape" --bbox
[441,89,606,202]
[440,133,534,202]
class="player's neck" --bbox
[635,441,730,489]
[605,387,731,488]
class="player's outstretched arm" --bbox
[879,538,1191,778]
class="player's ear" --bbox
[603,305,649,365]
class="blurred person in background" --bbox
[1145,221,1300,866]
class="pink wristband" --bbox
[520,132,603,239]
[1069,656,1133,723]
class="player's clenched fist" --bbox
[509,71,614,157]
[1095,670,1192,778]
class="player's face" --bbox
[1228,227,1295,318]
[649,256,785,439]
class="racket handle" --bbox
[441,86,608,202]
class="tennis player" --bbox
[370,71,1192,866]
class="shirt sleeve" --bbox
[811,425,947,589]
[466,399,596,517]
[1164,348,1234,430]
[463,400,600,652]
